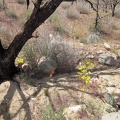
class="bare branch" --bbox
[84,0,97,12]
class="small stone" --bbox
[106,87,116,94]
[107,81,116,87]
[96,50,103,54]
[104,42,111,50]
[87,54,94,59]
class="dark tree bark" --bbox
[0,0,76,84]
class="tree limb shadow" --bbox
[0,80,34,120]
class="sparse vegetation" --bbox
[0,1,4,11]
[67,6,80,19]
[16,0,26,4]
[6,9,18,19]
[0,0,120,120]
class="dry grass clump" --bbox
[49,12,69,35]
[6,9,18,19]
[67,6,80,20]
[108,20,120,30]
[16,0,26,4]
[18,8,33,26]
[0,1,4,11]
[76,2,90,14]
[61,2,70,9]
[0,26,12,48]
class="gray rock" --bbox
[37,56,57,74]
[87,33,100,43]
[98,53,117,66]
[102,112,120,120]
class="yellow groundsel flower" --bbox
[81,75,86,80]
[78,65,86,70]
[88,71,91,74]
[81,87,85,91]
[77,72,83,75]
[112,91,116,95]
[85,80,90,84]
[17,58,24,64]
[86,76,91,81]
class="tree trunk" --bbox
[0,0,76,83]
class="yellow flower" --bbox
[112,91,116,95]
[86,61,94,67]
[81,69,87,73]
[85,80,90,84]
[17,58,24,64]
[81,75,86,80]
[77,72,83,75]
[88,71,91,74]
[81,87,85,91]
[78,65,86,70]
[86,76,91,81]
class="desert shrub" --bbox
[22,32,84,77]
[108,20,119,30]
[0,1,4,11]
[0,26,12,48]
[61,2,70,9]
[6,9,18,19]
[18,8,32,26]
[89,22,104,33]
[114,11,120,18]
[49,13,69,35]
[42,105,64,120]
[76,3,90,14]
[67,6,80,20]
[16,0,26,4]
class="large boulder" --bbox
[37,56,57,74]
[98,53,117,66]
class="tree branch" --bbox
[84,0,97,12]
[6,0,62,61]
